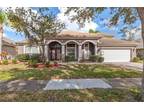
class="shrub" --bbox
[16,54,30,62]
[132,57,140,62]
[12,59,17,64]
[2,60,8,65]
[29,54,41,62]
[89,55,99,62]
[45,61,50,67]
[65,55,76,62]
[98,56,104,63]
[130,88,142,101]
[28,60,38,68]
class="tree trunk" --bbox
[0,24,3,60]
[41,44,46,63]
[137,7,144,101]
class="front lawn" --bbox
[0,63,141,81]
[0,88,141,102]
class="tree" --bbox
[89,29,100,33]
[120,26,141,41]
[0,9,7,60]
[6,8,65,63]
[65,7,144,100]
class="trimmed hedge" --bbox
[89,55,104,63]
[132,57,140,62]
[65,55,76,62]
[98,56,104,63]
[16,54,30,62]
[2,60,8,65]
[12,59,17,64]
[28,60,38,68]
[16,54,41,62]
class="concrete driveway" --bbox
[105,62,143,72]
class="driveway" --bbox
[105,62,143,72]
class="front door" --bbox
[49,42,62,61]
[50,49,61,60]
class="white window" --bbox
[25,46,39,54]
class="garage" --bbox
[102,49,131,62]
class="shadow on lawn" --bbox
[0,64,141,81]
[60,64,141,78]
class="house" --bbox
[16,30,138,62]
[0,36,17,60]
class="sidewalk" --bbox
[105,62,143,72]
[0,78,142,92]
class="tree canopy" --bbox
[89,29,100,33]
[6,7,65,62]
[65,7,144,100]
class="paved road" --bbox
[105,62,143,72]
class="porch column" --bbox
[62,45,65,62]
[78,45,82,62]
[45,44,49,61]
[95,44,97,55]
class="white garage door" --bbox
[102,49,131,62]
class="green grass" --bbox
[0,88,142,102]
[0,64,141,81]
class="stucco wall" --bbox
[17,45,24,54]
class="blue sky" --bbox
[3,7,141,42]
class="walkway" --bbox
[105,62,143,72]
[0,78,142,92]
[43,79,112,90]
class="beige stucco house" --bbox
[0,37,17,59]
[16,30,137,62]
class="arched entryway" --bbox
[65,41,79,61]
[49,41,62,61]
[82,42,95,60]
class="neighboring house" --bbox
[0,37,17,59]
[16,30,137,62]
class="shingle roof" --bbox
[98,37,138,47]
[16,30,138,47]
[46,30,103,40]
[2,37,15,47]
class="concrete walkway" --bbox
[0,78,142,92]
[43,79,112,90]
[105,62,143,72]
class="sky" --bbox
[3,7,141,42]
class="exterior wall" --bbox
[46,39,98,61]
[2,45,17,59]
[24,45,40,54]
[17,39,137,62]
[17,45,24,54]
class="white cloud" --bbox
[57,7,98,32]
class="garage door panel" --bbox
[102,50,130,62]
